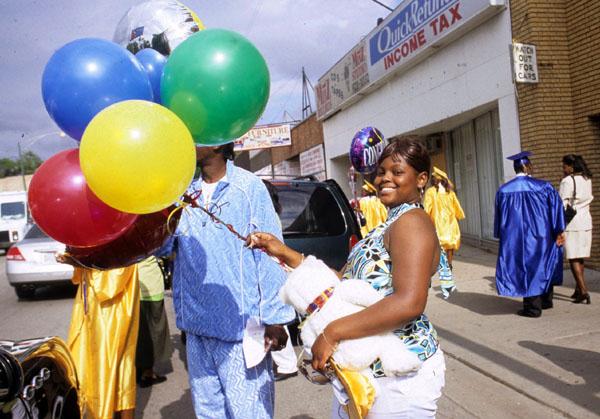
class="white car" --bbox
[6,224,74,299]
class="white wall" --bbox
[322,8,520,198]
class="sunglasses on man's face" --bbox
[297,359,334,385]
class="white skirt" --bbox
[331,350,446,419]
[564,230,592,259]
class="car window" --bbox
[275,184,346,237]
[24,224,48,240]
[1,202,26,220]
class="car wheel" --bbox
[15,285,36,299]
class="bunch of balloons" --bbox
[29,0,272,266]
[349,127,386,174]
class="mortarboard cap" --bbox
[507,151,532,170]
[362,180,377,193]
[432,166,454,189]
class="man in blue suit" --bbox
[494,151,565,317]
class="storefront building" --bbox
[314,0,599,267]
[242,114,328,181]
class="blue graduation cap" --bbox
[507,151,532,169]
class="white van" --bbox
[0,191,31,250]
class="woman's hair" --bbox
[434,176,451,192]
[377,137,430,177]
[562,154,592,179]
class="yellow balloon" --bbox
[80,100,196,214]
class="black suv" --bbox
[269,178,361,271]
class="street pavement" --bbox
[2,245,596,418]
[136,243,599,418]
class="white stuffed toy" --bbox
[279,255,422,376]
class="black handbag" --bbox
[564,176,577,225]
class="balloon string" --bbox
[83,275,88,316]
[182,191,292,272]
[167,201,192,237]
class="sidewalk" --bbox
[140,244,600,418]
[430,244,600,419]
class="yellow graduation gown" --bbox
[359,196,388,237]
[68,266,139,419]
[423,186,466,250]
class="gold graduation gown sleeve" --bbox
[67,266,139,419]
[359,196,389,237]
[423,187,465,251]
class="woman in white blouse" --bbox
[559,155,593,304]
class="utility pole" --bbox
[18,134,26,191]
[301,67,314,119]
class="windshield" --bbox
[24,224,48,240]
[1,201,26,220]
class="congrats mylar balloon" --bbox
[349,127,386,174]
[113,0,204,56]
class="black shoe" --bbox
[274,371,298,382]
[517,309,541,318]
[573,293,591,304]
[541,302,553,310]
[139,375,167,388]
[570,290,582,299]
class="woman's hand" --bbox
[245,232,304,268]
[311,329,338,372]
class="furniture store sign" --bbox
[233,124,291,151]
[316,0,506,119]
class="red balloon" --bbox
[66,204,181,269]
[28,149,138,247]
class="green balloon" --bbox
[161,29,270,145]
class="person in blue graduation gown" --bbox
[494,151,565,317]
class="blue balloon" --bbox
[41,38,153,141]
[135,48,167,104]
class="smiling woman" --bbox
[248,137,452,418]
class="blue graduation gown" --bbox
[494,176,565,297]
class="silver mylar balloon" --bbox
[113,0,204,56]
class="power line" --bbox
[370,0,393,12]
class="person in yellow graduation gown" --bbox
[57,255,139,419]
[423,167,465,267]
[358,181,388,237]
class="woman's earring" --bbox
[419,187,424,199]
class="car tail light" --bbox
[6,247,25,261]
[349,234,359,251]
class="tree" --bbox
[0,158,18,178]
[21,151,43,174]
[0,151,43,178]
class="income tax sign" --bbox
[315,0,506,120]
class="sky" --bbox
[0,0,402,160]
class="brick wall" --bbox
[510,0,600,268]
[271,114,324,165]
